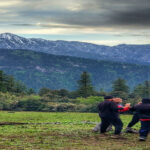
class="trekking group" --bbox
[95,96,150,141]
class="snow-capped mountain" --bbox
[0,33,150,65]
[0,33,109,55]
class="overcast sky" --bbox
[0,0,150,45]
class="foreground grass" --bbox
[0,111,149,150]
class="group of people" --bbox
[94,96,150,141]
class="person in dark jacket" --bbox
[125,112,139,133]
[98,96,130,135]
[93,96,113,132]
[125,103,141,133]
[133,98,150,141]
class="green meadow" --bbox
[0,112,149,150]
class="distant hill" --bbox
[0,49,150,91]
[0,33,150,65]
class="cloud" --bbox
[0,0,150,45]
[10,0,149,30]
[1,0,150,28]
[0,1,20,7]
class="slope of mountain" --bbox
[0,49,150,91]
[0,33,150,65]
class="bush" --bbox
[0,93,103,112]
[41,96,70,103]
[75,96,104,105]
[80,104,99,112]
[16,99,45,111]
[46,103,77,112]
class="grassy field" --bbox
[0,111,149,150]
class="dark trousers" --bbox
[100,117,123,134]
[127,113,139,128]
[140,121,150,137]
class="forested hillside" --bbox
[0,49,150,91]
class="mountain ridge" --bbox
[0,33,150,65]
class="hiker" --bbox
[93,97,129,132]
[125,113,139,133]
[125,102,142,133]
[125,105,141,133]
[131,98,150,141]
[93,96,113,132]
[113,97,130,113]
[98,96,130,135]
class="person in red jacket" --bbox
[113,97,130,113]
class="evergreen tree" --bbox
[58,89,69,97]
[112,78,129,93]
[133,84,144,98]
[6,75,15,92]
[111,78,129,99]
[0,70,27,94]
[14,81,27,93]
[133,80,150,98]
[27,88,35,95]
[0,70,7,92]
[142,80,150,98]
[39,87,51,96]
[76,71,94,98]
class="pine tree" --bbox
[0,70,7,92]
[133,80,150,98]
[39,87,51,96]
[14,81,27,93]
[77,71,94,98]
[112,78,129,93]
[58,89,69,97]
[111,78,129,99]
[142,80,150,98]
[0,70,27,94]
[27,88,35,95]
[5,75,15,92]
[133,84,144,97]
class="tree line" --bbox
[39,71,150,100]
[0,70,149,112]
[0,70,35,94]
[0,69,149,101]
